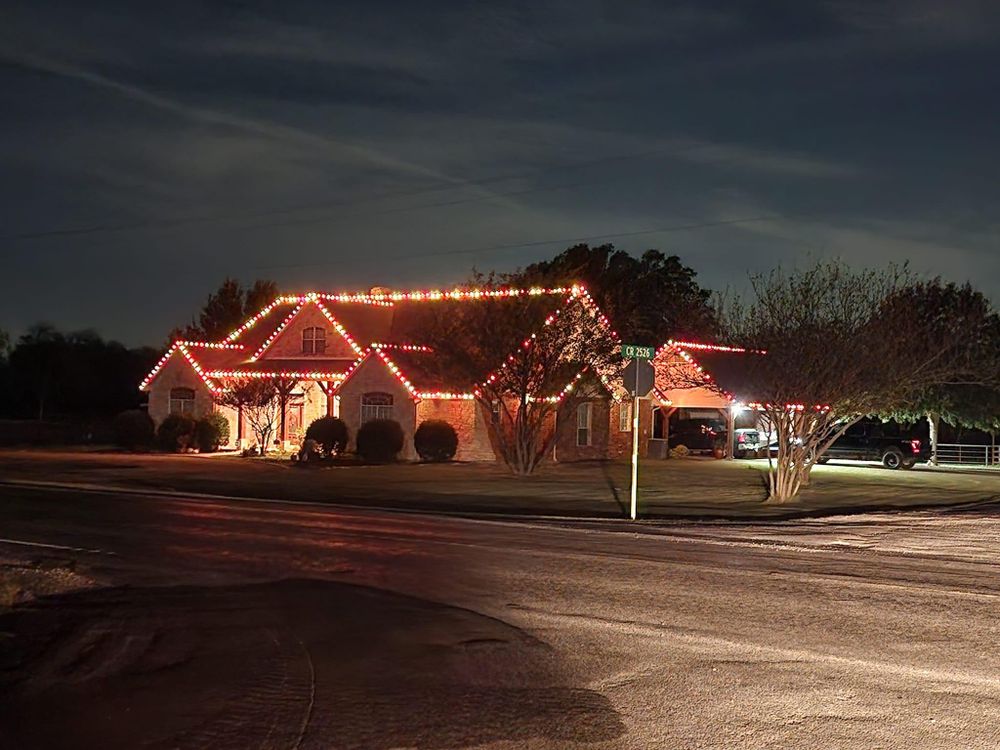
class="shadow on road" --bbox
[0,579,624,749]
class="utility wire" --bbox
[2,141,719,242]
[253,214,783,271]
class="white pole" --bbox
[630,364,640,520]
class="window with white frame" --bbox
[361,392,393,423]
[618,401,632,432]
[302,326,327,355]
[169,387,196,415]
[576,402,593,446]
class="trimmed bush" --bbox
[296,438,321,463]
[356,419,404,463]
[195,413,230,453]
[414,420,458,462]
[113,409,154,450]
[305,416,349,457]
[157,414,197,452]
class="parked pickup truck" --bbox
[668,420,762,458]
[816,421,931,469]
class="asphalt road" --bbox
[3,484,1000,749]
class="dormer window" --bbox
[302,327,327,355]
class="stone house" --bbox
[141,286,626,462]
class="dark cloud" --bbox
[1,0,998,345]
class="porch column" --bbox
[316,380,336,417]
[726,405,736,460]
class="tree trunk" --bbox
[927,412,940,466]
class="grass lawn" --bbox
[1,449,998,520]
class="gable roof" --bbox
[141,286,594,394]
[654,340,766,404]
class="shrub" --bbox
[296,438,321,463]
[157,414,197,452]
[304,416,349,457]
[113,409,154,450]
[195,413,230,453]
[356,419,404,463]
[414,420,458,462]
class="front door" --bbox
[286,395,305,444]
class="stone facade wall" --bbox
[416,399,498,461]
[554,396,611,462]
[261,304,358,360]
[608,397,658,459]
[147,355,216,426]
[336,357,417,460]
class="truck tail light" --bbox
[910,439,921,454]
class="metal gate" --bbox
[935,443,1000,467]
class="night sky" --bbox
[2,1,998,346]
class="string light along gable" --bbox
[177,344,222,393]
[313,300,366,357]
[668,340,767,354]
[144,284,612,401]
[654,341,738,404]
[223,286,579,343]
[139,341,244,391]
[248,303,304,361]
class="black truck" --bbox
[816,421,931,469]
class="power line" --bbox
[253,214,783,271]
[2,141,718,242]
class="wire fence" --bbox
[935,443,1000,467]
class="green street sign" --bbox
[621,343,655,360]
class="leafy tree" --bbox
[716,264,997,502]
[0,328,9,360]
[170,278,279,342]
[884,307,1000,461]
[244,280,279,318]
[3,325,159,421]
[113,409,155,450]
[213,378,280,453]
[510,244,717,344]
[8,324,65,420]
[415,288,619,475]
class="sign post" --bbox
[621,345,655,521]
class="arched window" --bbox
[169,387,196,415]
[361,392,393,423]
[302,327,327,355]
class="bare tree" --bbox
[416,290,620,475]
[717,263,996,502]
[214,378,280,453]
[484,301,620,474]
